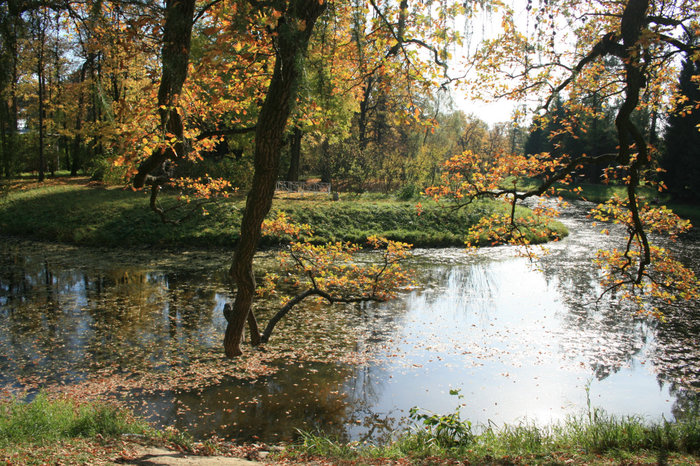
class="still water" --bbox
[0,201,698,443]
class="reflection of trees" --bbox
[535,203,649,381]
[340,364,397,444]
[652,300,700,398]
[0,255,93,386]
[143,361,356,442]
[83,268,224,372]
[0,241,226,389]
[669,386,700,421]
[165,273,217,340]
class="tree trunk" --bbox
[133,0,196,189]
[286,126,302,181]
[1,0,20,178]
[319,138,331,183]
[36,11,46,183]
[224,0,327,358]
[71,64,87,176]
[358,77,373,150]
[614,0,651,279]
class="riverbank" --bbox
[0,179,567,248]
[2,396,698,465]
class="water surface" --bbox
[1,202,698,442]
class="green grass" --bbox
[0,182,567,248]
[284,409,700,465]
[0,393,153,464]
[0,393,240,464]
[0,393,149,446]
[515,179,700,226]
[557,183,700,225]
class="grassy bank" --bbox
[0,393,151,464]
[3,395,698,465]
[284,410,700,465]
[0,181,567,248]
[0,394,268,464]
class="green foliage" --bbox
[0,393,148,446]
[407,390,474,448]
[524,95,618,182]
[395,183,421,201]
[287,407,700,464]
[662,53,700,202]
[87,155,130,184]
[0,183,568,248]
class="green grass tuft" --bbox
[0,393,149,447]
[284,408,700,464]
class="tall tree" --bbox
[223,0,328,358]
[431,0,700,313]
[133,0,196,216]
[131,0,327,357]
[30,6,49,182]
[0,1,22,178]
[663,51,700,201]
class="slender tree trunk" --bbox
[286,126,302,182]
[358,78,373,150]
[319,138,331,183]
[37,12,46,182]
[71,64,87,176]
[2,0,20,178]
[0,103,7,177]
[224,0,327,358]
[614,0,652,279]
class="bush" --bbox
[395,184,422,201]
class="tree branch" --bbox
[196,126,257,140]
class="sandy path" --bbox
[119,446,262,465]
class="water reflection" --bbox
[0,200,698,442]
[0,243,227,389]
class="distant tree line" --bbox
[522,52,700,202]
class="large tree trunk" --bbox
[133,0,195,189]
[224,0,327,358]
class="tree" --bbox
[430,0,700,314]
[123,0,698,357]
[0,1,22,178]
[663,50,700,201]
[246,212,413,344]
[129,0,469,357]
[523,94,618,182]
[129,0,328,357]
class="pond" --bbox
[1,201,698,444]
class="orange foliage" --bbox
[260,213,414,308]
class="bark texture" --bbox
[224,0,327,358]
[133,0,196,189]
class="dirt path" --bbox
[119,446,262,465]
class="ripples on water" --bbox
[0,201,698,442]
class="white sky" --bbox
[456,97,518,126]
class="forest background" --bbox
[0,0,696,199]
